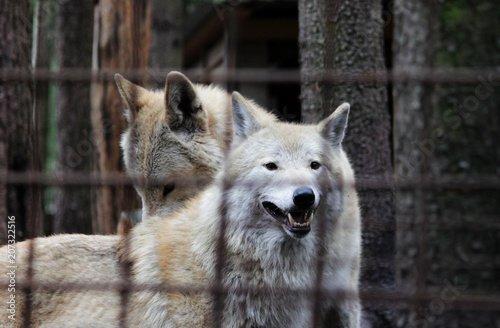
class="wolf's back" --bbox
[0,235,123,327]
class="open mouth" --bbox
[262,201,314,237]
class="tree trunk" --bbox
[298,0,325,123]
[53,0,94,234]
[91,0,149,234]
[299,0,395,326]
[0,0,42,243]
[393,1,435,325]
[394,1,500,326]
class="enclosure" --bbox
[0,0,499,327]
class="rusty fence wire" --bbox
[1,67,500,84]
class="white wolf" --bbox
[125,92,362,327]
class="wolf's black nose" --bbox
[293,188,315,208]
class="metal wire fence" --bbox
[1,2,500,327]
[2,87,500,327]
[2,67,500,84]
[2,65,500,326]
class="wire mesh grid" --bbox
[1,1,500,327]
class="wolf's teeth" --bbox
[288,212,313,227]
[307,212,314,224]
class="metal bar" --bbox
[310,176,341,325]
[1,67,500,84]
[118,233,133,328]
[211,8,239,326]
[21,239,35,327]
[3,280,499,310]
[1,172,499,190]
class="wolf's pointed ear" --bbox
[165,71,204,133]
[318,102,350,147]
[115,74,148,123]
[231,91,262,143]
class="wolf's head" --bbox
[224,92,352,242]
[116,72,232,219]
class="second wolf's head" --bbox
[116,72,233,219]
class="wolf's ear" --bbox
[318,102,350,147]
[165,71,204,133]
[231,91,262,143]
[115,74,148,123]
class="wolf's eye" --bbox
[310,161,321,170]
[163,183,176,197]
[264,163,278,171]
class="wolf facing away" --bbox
[116,72,276,220]
[124,93,361,327]
[116,71,231,220]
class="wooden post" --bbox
[91,0,150,234]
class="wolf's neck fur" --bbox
[187,183,319,327]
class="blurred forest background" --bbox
[0,0,499,327]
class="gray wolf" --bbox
[0,92,360,327]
